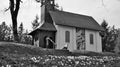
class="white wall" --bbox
[55,25,76,51]
[96,31,102,52]
[55,24,102,52]
[85,30,102,52]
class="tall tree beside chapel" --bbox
[9,0,21,42]
[100,20,118,52]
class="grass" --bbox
[0,42,73,56]
[0,42,120,67]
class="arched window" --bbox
[65,31,70,43]
[90,34,94,44]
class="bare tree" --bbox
[9,0,21,42]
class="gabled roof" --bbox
[38,22,56,31]
[49,10,104,31]
[29,22,56,35]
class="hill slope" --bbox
[0,42,118,56]
[0,42,72,56]
[0,42,120,67]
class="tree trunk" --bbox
[12,16,19,42]
[9,0,21,42]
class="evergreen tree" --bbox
[0,22,12,41]
[100,20,108,52]
[17,23,32,45]
[114,29,120,53]
[23,30,32,44]
[32,15,39,30]
[18,22,24,43]
[100,20,118,52]
[106,26,117,52]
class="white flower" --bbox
[31,57,40,62]
[75,61,79,64]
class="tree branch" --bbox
[14,0,21,17]
[9,0,14,14]
[4,6,10,12]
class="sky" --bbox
[0,0,120,32]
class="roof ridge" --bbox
[51,10,92,18]
[49,10,104,31]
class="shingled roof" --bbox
[38,22,57,31]
[29,22,56,35]
[49,10,104,31]
[29,10,104,35]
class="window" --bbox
[90,34,94,44]
[65,31,70,43]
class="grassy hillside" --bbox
[0,42,118,56]
[0,42,120,67]
[0,42,72,66]
[0,42,73,56]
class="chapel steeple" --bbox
[41,0,55,23]
[41,0,55,10]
